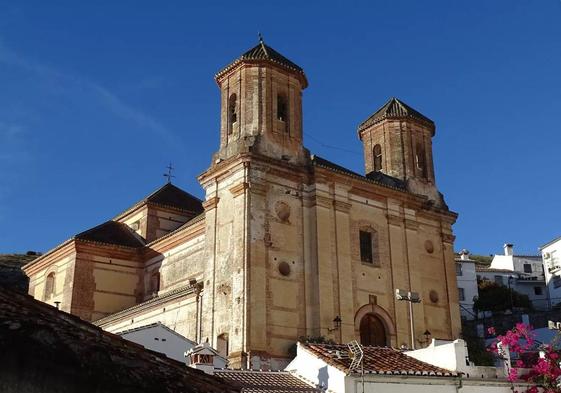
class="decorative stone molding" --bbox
[229,182,249,197]
[250,182,267,196]
[441,233,456,244]
[314,195,332,209]
[386,214,402,227]
[202,197,220,211]
[404,219,419,231]
[333,200,352,213]
[274,201,291,222]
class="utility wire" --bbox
[303,132,362,155]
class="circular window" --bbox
[425,240,434,254]
[429,290,439,303]
[275,201,291,222]
[278,261,291,276]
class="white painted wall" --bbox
[119,323,196,363]
[542,238,561,305]
[287,342,525,393]
[456,260,478,319]
[285,343,347,393]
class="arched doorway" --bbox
[359,313,387,346]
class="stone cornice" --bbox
[404,219,419,231]
[22,239,76,276]
[314,195,332,209]
[441,233,456,244]
[203,197,220,211]
[333,200,352,213]
[229,182,249,197]
[386,214,403,227]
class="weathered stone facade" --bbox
[24,39,460,370]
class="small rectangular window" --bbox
[495,275,504,286]
[458,288,465,301]
[359,231,373,263]
[534,286,543,295]
[554,276,561,289]
[456,263,463,276]
[524,264,532,273]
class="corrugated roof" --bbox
[215,370,321,393]
[0,287,239,393]
[302,343,456,376]
[358,98,435,133]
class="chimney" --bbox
[460,249,470,261]
[186,341,216,375]
[504,243,514,256]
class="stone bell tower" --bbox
[213,36,309,166]
[358,97,445,207]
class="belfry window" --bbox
[44,272,55,300]
[415,143,427,178]
[228,94,237,133]
[277,94,287,123]
[359,229,379,265]
[360,231,373,263]
[373,144,383,172]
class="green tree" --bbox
[474,279,532,313]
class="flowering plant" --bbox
[489,323,561,392]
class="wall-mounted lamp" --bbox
[328,316,342,332]
[423,330,432,345]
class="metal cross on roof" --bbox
[163,163,175,184]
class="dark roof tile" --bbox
[75,220,145,248]
[311,155,406,191]
[215,370,321,393]
[145,183,204,214]
[0,287,239,393]
[216,39,307,87]
[358,98,434,133]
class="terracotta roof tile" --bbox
[0,287,238,393]
[215,370,321,393]
[303,343,456,376]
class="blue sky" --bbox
[0,1,560,256]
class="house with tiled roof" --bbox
[23,37,462,370]
[285,342,527,393]
[0,286,238,393]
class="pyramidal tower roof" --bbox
[215,36,307,86]
[358,97,435,134]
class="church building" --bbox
[23,38,461,370]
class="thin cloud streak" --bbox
[0,39,180,147]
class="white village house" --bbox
[541,236,561,306]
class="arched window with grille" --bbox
[44,272,55,300]
[228,94,237,133]
[373,144,382,172]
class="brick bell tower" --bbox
[213,36,309,166]
[358,97,446,207]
